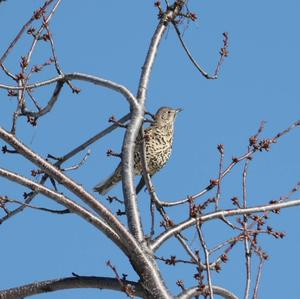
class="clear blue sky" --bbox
[1,1,300,298]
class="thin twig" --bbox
[280,180,300,202]
[215,144,224,209]
[60,149,91,172]
[210,235,241,255]
[10,80,22,134]
[213,32,229,77]
[26,90,42,111]
[173,22,229,79]
[0,0,56,65]
[172,22,216,79]
[0,63,17,80]
[155,255,195,265]
[176,234,199,263]
[43,18,79,93]
[106,260,135,298]
[253,257,264,299]
[196,221,214,299]
[0,197,70,214]
[242,160,251,299]
[12,0,62,121]
[27,80,64,118]
[175,234,209,271]
[25,0,62,71]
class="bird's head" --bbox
[154,107,182,126]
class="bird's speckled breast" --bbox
[133,124,174,175]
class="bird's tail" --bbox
[93,164,122,195]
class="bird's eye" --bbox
[168,111,171,114]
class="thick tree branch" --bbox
[0,276,145,299]
[121,104,145,241]
[120,9,174,242]
[115,3,189,298]
[120,0,188,243]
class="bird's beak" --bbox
[175,108,183,113]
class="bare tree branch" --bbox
[0,73,137,107]
[120,1,189,243]
[24,0,62,71]
[242,160,251,299]
[0,113,130,224]
[253,257,264,299]
[1,1,296,298]
[121,9,174,241]
[0,127,173,299]
[151,198,300,251]
[176,285,239,299]
[0,167,123,248]
[0,196,69,215]
[196,222,214,299]
[26,80,64,118]
[0,127,136,249]
[0,276,145,299]
[0,0,56,65]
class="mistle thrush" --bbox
[94,107,181,195]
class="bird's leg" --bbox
[136,174,154,194]
[136,176,147,194]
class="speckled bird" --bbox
[94,107,182,195]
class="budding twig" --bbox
[173,20,229,79]
[106,260,135,298]
[108,115,128,128]
[106,149,122,158]
[215,144,224,210]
